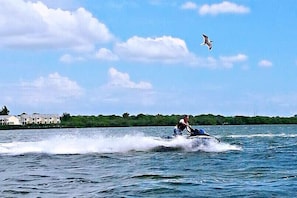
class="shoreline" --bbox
[2,123,297,131]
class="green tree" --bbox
[61,113,71,121]
[123,112,130,119]
[0,106,9,115]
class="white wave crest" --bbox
[0,133,241,155]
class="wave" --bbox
[0,133,241,155]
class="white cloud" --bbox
[95,48,119,61]
[199,1,250,15]
[194,54,248,69]
[60,48,119,63]
[20,72,83,103]
[220,54,248,68]
[114,36,196,64]
[0,0,113,51]
[59,54,85,63]
[107,67,152,89]
[258,59,273,68]
[181,1,198,10]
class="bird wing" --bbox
[202,34,208,39]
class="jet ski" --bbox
[186,127,220,144]
[165,126,219,144]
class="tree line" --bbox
[60,113,297,128]
[2,104,297,129]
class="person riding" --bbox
[173,115,190,136]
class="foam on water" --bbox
[0,133,241,155]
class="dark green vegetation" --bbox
[0,106,9,115]
[59,113,297,128]
[2,104,297,130]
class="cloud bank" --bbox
[0,0,248,70]
[0,0,114,51]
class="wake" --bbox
[0,133,241,155]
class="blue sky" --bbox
[1,0,297,116]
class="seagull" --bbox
[201,34,213,50]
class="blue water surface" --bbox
[0,125,296,197]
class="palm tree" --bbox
[0,106,9,115]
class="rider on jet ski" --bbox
[173,115,207,136]
[173,115,190,136]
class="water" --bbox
[0,125,296,197]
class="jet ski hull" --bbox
[187,134,220,147]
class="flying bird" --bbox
[201,34,213,50]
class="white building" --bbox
[19,113,61,125]
[0,115,21,125]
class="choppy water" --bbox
[0,125,297,197]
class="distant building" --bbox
[19,113,61,125]
[0,115,21,125]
